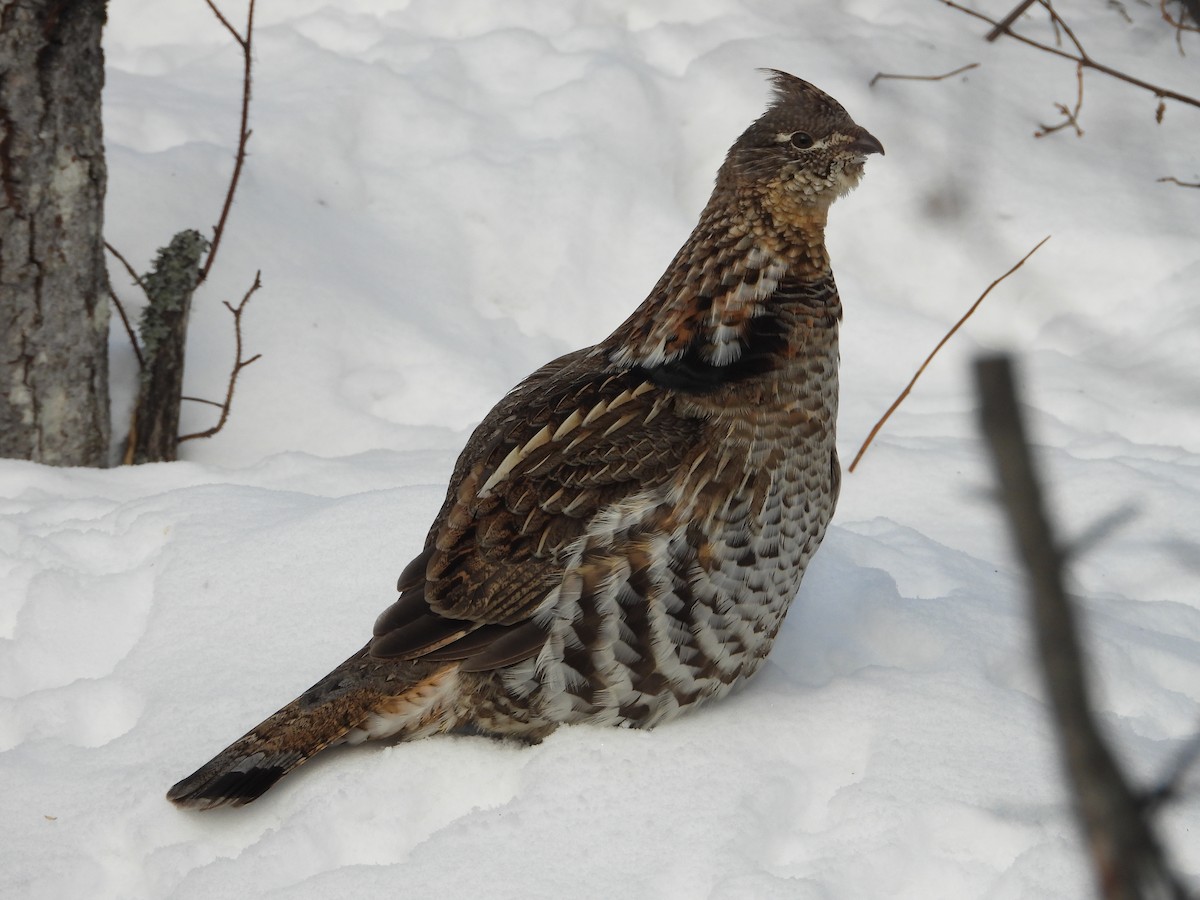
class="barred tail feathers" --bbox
[167,651,460,809]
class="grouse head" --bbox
[719,70,883,211]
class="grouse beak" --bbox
[847,128,885,157]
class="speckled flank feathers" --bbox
[167,70,882,810]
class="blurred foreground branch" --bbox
[974,355,1187,900]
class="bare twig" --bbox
[1162,0,1200,32]
[105,241,152,300]
[198,0,256,284]
[848,236,1050,473]
[1158,176,1200,188]
[975,355,1188,900]
[1039,0,1087,59]
[104,242,152,368]
[181,395,225,409]
[201,0,244,42]
[1162,0,1199,55]
[987,0,1039,41]
[179,272,263,443]
[1035,62,1085,138]
[1047,1,1064,47]
[870,63,979,87]
[107,287,145,370]
[939,0,1200,110]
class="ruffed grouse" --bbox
[168,71,882,809]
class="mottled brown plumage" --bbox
[167,71,882,810]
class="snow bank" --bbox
[4,1,1198,897]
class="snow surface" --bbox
[4,1,1199,897]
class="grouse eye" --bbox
[790,132,814,149]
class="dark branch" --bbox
[1158,176,1200,188]
[179,272,263,443]
[939,0,1200,110]
[181,395,225,409]
[975,355,1187,900]
[1143,730,1200,812]
[105,241,152,300]
[986,0,1039,41]
[105,242,150,369]
[1065,504,1139,562]
[202,0,247,49]
[198,0,256,283]
[1038,1,1088,61]
[1162,0,1200,38]
[107,287,145,370]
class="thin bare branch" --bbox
[107,287,145,370]
[848,236,1050,473]
[1158,175,1200,187]
[105,241,150,369]
[975,355,1188,900]
[181,395,225,409]
[939,0,1200,110]
[987,0,1039,41]
[104,241,152,300]
[1035,62,1085,138]
[870,63,979,88]
[199,0,256,284]
[202,0,246,47]
[179,272,263,443]
[1038,0,1088,60]
[1162,0,1200,32]
[1162,0,1199,55]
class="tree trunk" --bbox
[0,0,110,467]
[125,230,207,465]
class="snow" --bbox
[4,1,1199,897]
